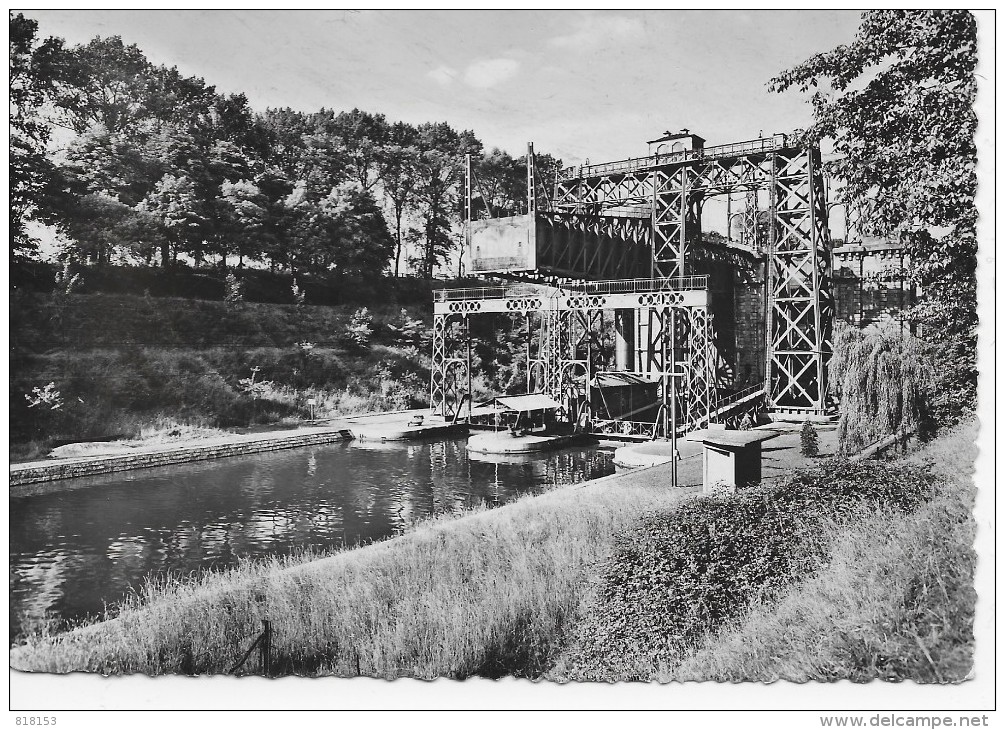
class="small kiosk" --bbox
[686,428,779,492]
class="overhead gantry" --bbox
[430,131,835,443]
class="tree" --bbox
[219,179,268,267]
[473,148,525,217]
[330,108,389,193]
[379,121,421,277]
[471,148,563,217]
[411,122,481,278]
[60,192,163,264]
[52,35,153,135]
[771,10,978,421]
[280,181,393,279]
[139,174,207,266]
[829,323,933,455]
[9,12,73,259]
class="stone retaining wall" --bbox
[10,430,352,487]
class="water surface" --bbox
[9,437,614,642]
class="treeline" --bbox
[10,13,562,279]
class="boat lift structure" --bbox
[430,131,835,449]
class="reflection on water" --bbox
[9,437,614,643]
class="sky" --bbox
[23,9,865,166]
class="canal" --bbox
[9,437,615,643]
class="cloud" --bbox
[549,13,644,49]
[428,65,458,86]
[463,58,520,89]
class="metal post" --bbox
[525,313,532,393]
[260,619,272,677]
[678,172,688,278]
[466,315,472,420]
[465,152,472,250]
[527,142,536,215]
[650,170,658,279]
[726,193,732,244]
[764,153,777,404]
[807,148,825,411]
[670,307,678,489]
[859,253,864,326]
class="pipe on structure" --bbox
[614,309,635,371]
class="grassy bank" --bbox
[11,290,531,461]
[672,420,977,683]
[10,466,696,677]
[549,420,977,683]
[9,418,976,681]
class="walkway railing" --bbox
[434,285,513,302]
[563,276,708,295]
[434,276,708,303]
[558,135,788,181]
[711,383,766,415]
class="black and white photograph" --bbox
[8,7,995,721]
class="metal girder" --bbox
[534,211,652,280]
[635,304,713,434]
[430,277,715,439]
[430,313,471,420]
[764,148,832,414]
[553,140,833,417]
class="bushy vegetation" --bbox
[800,419,819,456]
[553,458,940,680]
[830,323,934,453]
[9,293,436,459]
[9,289,538,459]
[674,420,976,683]
[675,482,975,683]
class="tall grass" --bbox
[674,420,977,683]
[673,485,975,682]
[10,468,695,678]
[549,421,977,683]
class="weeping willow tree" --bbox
[830,323,934,455]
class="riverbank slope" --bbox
[11,422,974,681]
[11,461,697,677]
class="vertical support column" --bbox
[615,308,634,371]
[465,153,472,242]
[465,313,472,421]
[430,313,448,416]
[765,146,832,415]
[677,170,689,278]
[527,143,537,253]
[669,307,678,488]
[525,312,533,393]
[429,311,472,420]
[527,142,536,215]
[764,153,778,404]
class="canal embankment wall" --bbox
[9,426,353,492]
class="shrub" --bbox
[559,459,936,675]
[800,419,819,457]
[386,308,427,347]
[224,272,244,303]
[344,307,373,348]
[291,278,306,308]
